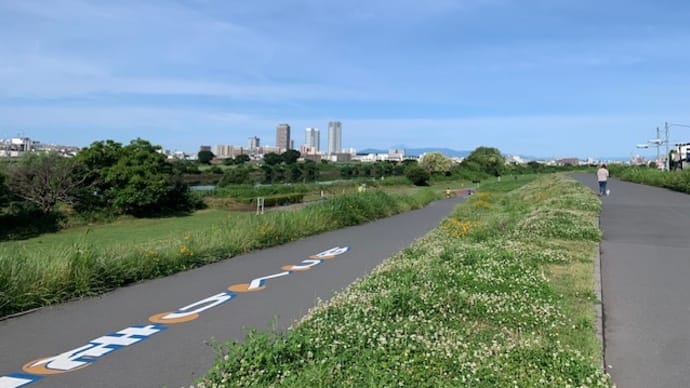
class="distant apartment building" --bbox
[300,144,318,155]
[215,145,248,159]
[305,128,320,152]
[1,136,79,158]
[327,121,342,155]
[199,145,212,152]
[0,137,33,157]
[259,145,281,155]
[276,123,291,152]
[216,145,232,158]
[556,158,580,166]
[327,152,351,162]
[301,153,322,163]
[389,149,405,161]
[248,136,260,153]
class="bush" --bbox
[612,165,690,194]
[0,206,65,241]
[260,193,305,207]
[404,165,430,186]
[218,167,252,186]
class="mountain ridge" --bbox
[358,147,471,158]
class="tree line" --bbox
[1,141,567,239]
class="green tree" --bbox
[382,161,394,176]
[218,167,251,186]
[419,152,453,175]
[261,164,274,183]
[302,160,319,181]
[372,162,384,178]
[76,138,195,216]
[527,161,543,173]
[76,139,123,169]
[5,152,86,213]
[340,164,354,179]
[171,159,202,174]
[198,150,215,164]
[462,147,506,177]
[404,164,430,186]
[263,153,282,166]
[281,149,301,164]
[0,168,12,209]
[73,140,124,212]
[358,163,372,177]
[287,164,302,182]
[235,154,251,164]
[392,162,406,176]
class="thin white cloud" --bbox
[0,52,372,100]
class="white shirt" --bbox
[597,168,609,182]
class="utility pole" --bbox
[665,122,670,170]
[656,126,661,163]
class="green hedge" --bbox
[239,193,305,207]
[610,165,690,194]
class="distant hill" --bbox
[358,147,472,158]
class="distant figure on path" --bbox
[597,164,610,196]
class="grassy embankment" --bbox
[0,186,439,318]
[610,164,690,193]
[200,174,610,387]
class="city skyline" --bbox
[2,1,690,159]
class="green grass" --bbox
[610,164,690,193]
[2,209,235,254]
[199,174,610,387]
[0,188,440,318]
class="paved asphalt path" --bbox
[573,173,690,388]
[0,195,465,388]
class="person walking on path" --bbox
[597,164,610,196]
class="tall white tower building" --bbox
[305,128,320,152]
[328,121,342,155]
[248,136,260,152]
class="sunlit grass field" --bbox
[0,187,439,318]
[200,174,610,387]
[2,209,236,254]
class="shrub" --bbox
[404,165,430,186]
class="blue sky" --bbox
[1,0,690,159]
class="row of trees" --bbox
[1,139,199,218]
[199,150,300,166]
[209,147,509,186]
[1,143,516,225]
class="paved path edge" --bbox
[595,218,605,373]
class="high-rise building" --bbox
[276,124,291,152]
[216,144,232,158]
[305,128,320,152]
[328,121,342,155]
[248,136,260,152]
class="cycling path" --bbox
[574,173,690,388]
[0,195,466,388]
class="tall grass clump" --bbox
[611,165,690,193]
[0,188,439,318]
[200,174,610,387]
